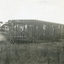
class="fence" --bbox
[6,20,64,42]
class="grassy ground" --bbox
[0,31,64,64]
[0,40,64,64]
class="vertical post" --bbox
[16,21,17,37]
[23,23,25,40]
[34,21,36,42]
[9,23,10,37]
[60,25,62,39]
[38,22,40,40]
[53,25,55,40]
[32,21,34,41]
[45,24,46,40]
[8,22,11,39]
[13,23,14,38]
[28,23,29,39]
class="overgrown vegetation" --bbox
[0,41,64,64]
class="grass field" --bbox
[0,40,64,64]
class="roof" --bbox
[8,19,64,25]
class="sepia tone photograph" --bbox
[0,0,64,64]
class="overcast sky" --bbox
[0,0,64,24]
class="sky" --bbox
[0,0,64,24]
